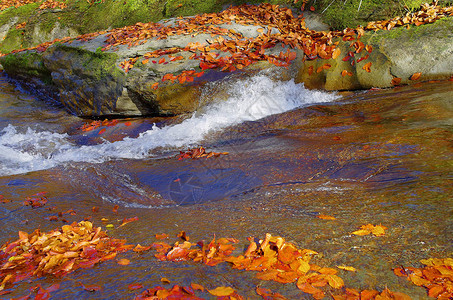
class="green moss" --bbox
[306,0,452,30]
[51,43,124,80]
[0,51,52,83]
[362,16,453,45]
[1,29,24,53]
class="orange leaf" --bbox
[160,277,170,284]
[98,128,106,135]
[297,283,324,300]
[117,259,130,265]
[317,214,336,220]
[128,283,143,290]
[362,62,372,72]
[365,45,373,53]
[327,274,344,289]
[151,82,159,90]
[158,57,165,64]
[113,205,119,213]
[191,283,204,291]
[308,66,314,75]
[332,47,341,59]
[208,286,235,296]
[155,233,169,240]
[341,70,353,77]
[410,72,421,81]
[391,77,402,86]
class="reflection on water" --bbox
[0,72,452,298]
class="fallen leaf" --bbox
[160,277,171,284]
[317,214,336,220]
[410,72,421,80]
[391,77,402,85]
[117,259,130,265]
[362,62,372,72]
[208,286,235,296]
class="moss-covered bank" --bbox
[2,0,451,54]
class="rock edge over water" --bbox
[0,8,452,117]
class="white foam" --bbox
[0,75,338,175]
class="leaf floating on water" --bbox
[117,258,130,265]
[341,70,353,77]
[160,277,171,284]
[191,283,204,291]
[256,287,288,299]
[352,224,387,236]
[128,283,143,291]
[155,233,169,240]
[208,286,235,297]
[120,216,138,227]
[317,214,336,220]
[337,265,357,272]
[177,146,228,160]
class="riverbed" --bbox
[0,71,451,299]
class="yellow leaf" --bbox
[297,259,310,274]
[208,286,235,296]
[327,274,344,289]
[160,277,170,284]
[337,265,357,272]
[351,229,370,236]
[371,225,386,236]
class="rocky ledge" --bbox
[0,3,452,117]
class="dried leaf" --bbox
[117,258,130,265]
[317,214,336,220]
[410,72,422,81]
[337,265,357,272]
[208,286,235,296]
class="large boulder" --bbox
[297,16,453,90]
[0,4,451,117]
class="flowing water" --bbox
[0,69,452,299]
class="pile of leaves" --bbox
[79,118,119,133]
[0,0,38,11]
[365,2,453,31]
[393,258,453,299]
[332,287,411,300]
[134,284,245,299]
[0,221,132,291]
[177,146,229,160]
[38,0,66,10]
[152,233,349,299]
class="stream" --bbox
[0,70,452,299]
